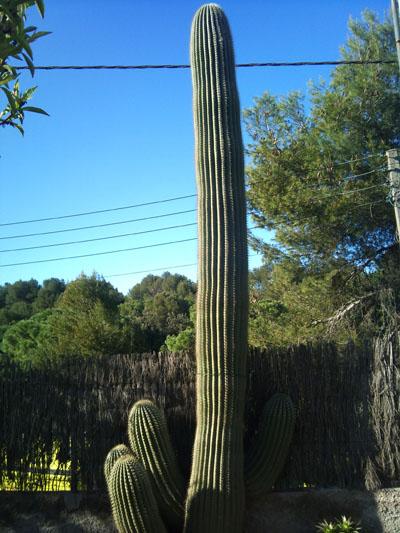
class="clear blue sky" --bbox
[0,0,389,294]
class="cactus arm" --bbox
[108,454,167,533]
[245,393,295,499]
[104,443,132,486]
[128,399,185,531]
[185,4,248,532]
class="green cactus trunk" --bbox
[185,4,248,532]
[104,444,132,486]
[105,5,295,532]
[108,454,167,533]
[245,393,295,498]
[128,399,185,531]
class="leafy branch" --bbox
[0,0,50,135]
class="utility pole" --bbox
[386,149,400,242]
[392,0,400,74]
[388,4,400,242]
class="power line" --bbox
[103,254,260,279]
[341,167,386,181]
[297,167,386,191]
[0,237,198,268]
[0,209,197,241]
[1,222,260,254]
[0,156,385,229]
[0,222,197,253]
[105,263,197,278]
[13,59,396,71]
[288,153,385,175]
[0,227,263,266]
[311,183,386,200]
[0,177,387,244]
[348,199,386,211]
[331,153,385,167]
[249,198,388,229]
[0,193,196,227]
[1,191,389,267]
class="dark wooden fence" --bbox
[0,333,399,491]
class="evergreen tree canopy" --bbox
[245,11,400,346]
[120,272,196,352]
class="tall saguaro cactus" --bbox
[105,5,295,533]
[184,4,248,532]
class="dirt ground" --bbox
[1,488,399,532]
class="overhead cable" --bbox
[0,227,262,265]
[0,238,198,268]
[0,222,197,253]
[0,193,196,227]
[0,156,386,228]
[13,59,396,71]
[105,263,197,278]
[297,167,386,191]
[103,254,259,279]
[312,183,386,200]
[0,209,197,240]
[0,191,390,267]
[331,152,385,166]
[1,223,258,255]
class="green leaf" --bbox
[13,123,24,136]
[0,73,16,86]
[22,52,35,77]
[23,106,49,116]
[35,0,45,17]
[1,86,17,112]
[22,86,37,100]
[28,30,51,43]
[14,32,33,59]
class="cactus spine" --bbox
[184,4,248,532]
[128,399,185,531]
[245,393,295,498]
[108,454,167,533]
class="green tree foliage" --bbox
[1,309,53,366]
[48,273,125,358]
[0,272,198,363]
[0,279,40,336]
[32,277,66,312]
[0,274,124,364]
[0,0,50,134]
[164,303,195,352]
[0,277,65,342]
[245,11,400,346]
[121,272,196,353]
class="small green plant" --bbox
[316,515,362,533]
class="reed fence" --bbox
[0,333,399,492]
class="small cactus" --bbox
[108,454,167,533]
[245,393,295,498]
[128,399,185,531]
